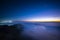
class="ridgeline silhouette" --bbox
[0,24,23,40]
[0,24,33,40]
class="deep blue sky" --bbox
[0,0,60,21]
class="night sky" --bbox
[0,0,60,21]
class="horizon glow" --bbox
[23,17,60,22]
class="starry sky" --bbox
[0,0,60,21]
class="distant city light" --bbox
[0,20,12,23]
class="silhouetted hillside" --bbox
[0,24,24,40]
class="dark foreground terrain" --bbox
[0,22,60,40]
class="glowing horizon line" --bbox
[23,20,60,22]
[23,18,60,22]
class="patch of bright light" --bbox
[24,17,60,22]
[1,20,12,23]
